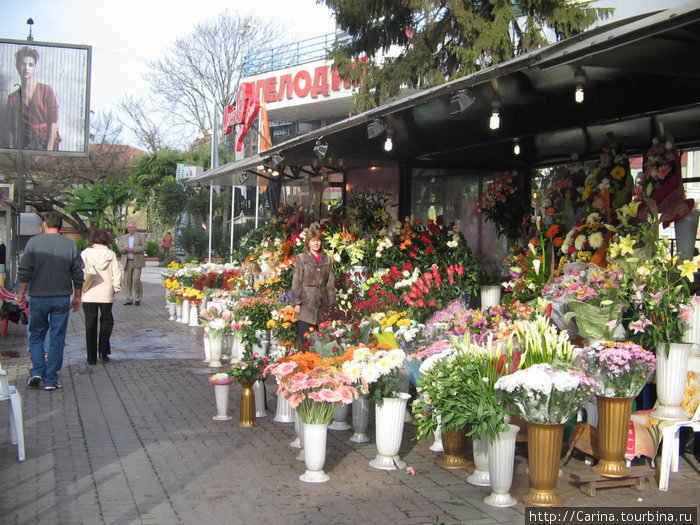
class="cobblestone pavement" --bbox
[0,266,698,525]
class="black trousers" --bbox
[83,302,114,363]
[297,320,316,349]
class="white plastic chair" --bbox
[0,364,25,461]
[657,356,700,491]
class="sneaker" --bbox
[27,376,42,388]
[44,382,63,391]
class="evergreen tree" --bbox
[324,0,613,111]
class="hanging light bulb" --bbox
[513,139,521,155]
[489,102,500,130]
[384,129,394,151]
[575,85,584,103]
[574,67,586,103]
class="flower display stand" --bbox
[180,299,190,324]
[328,403,351,431]
[238,380,258,428]
[167,303,176,321]
[467,437,489,486]
[653,343,692,420]
[299,423,330,483]
[484,424,519,507]
[253,380,267,418]
[273,392,294,423]
[350,394,370,443]
[208,336,224,368]
[175,303,183,322]
[188,304,199,327]
[437,428,471,469]
[593,396,634,478]
[212,384,232,421]
[429,414,444,452]
[523,422,565,506]
[370,393,410,470]
[569,463,655,496]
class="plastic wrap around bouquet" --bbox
[580,341,656,398]
[495,363,595,424]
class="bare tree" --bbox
[134,11,282,145]
[116,95,170,154]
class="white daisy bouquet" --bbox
[495,362,595,424]
[560,212,607,264]
[340,344,407,405]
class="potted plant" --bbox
[229,350,270,428]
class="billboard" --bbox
[0,39,91,156]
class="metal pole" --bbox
[208,104,220,262]
[229,187,235,262]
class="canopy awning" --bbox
[189,1,700,187]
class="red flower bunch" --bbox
[193,271,221,291]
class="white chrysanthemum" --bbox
[361,365,380,383]
[588,232,603,249]
[353,347,372,361]
[574,235,586,251]
[342,362,361,381]
[550,370,580,392]
[386,349,406,368]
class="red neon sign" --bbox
[224,82,261,151]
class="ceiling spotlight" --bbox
[449,89,476,115]
[574,67,586,103]
[239,172,249,184]
[513,139,521,156]
[384,130,393,152]
[269,153,285,168]
[489,102,501,130]
[313,138,328,159]
[367,118,386,140]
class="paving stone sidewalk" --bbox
[0,266,698,525]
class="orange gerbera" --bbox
[546,224,560,239]
[278,351,323,373]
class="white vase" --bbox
[429,413,444,452]
[584,399,598,427]
[212,384,232,421]
[328,403,351,431]
[188,304,199,327]
[168,302,176,321]
[674,209,699,261]
[253,379,267,418]
[369,393,410,470]
[653,343,692,420]
[180,299,190,324]
[299,423,330,483]
[467,437,490,487]
[295,410,305,460]
[350,394,370,443]
[484,424,519,507]
[202,329,211,363]
[683,300,700,353]
[230,333,243,362]
[208,335,224,368]
[480,285,502,309]
[273,392,294,423]
[175,303,183,322]
[290,409,302,449]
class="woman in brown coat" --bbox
[291,229,336,343]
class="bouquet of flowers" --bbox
[495,362,596,424]
[579,341,656,398]
[475,170,533,241]
[267,305,298,348]
[229,350,270,383]
[264,352,357,424]
[208,373,235,385]
[178,286,205,306]
[514,315,577,368]
[405,338,457,388]
[233,294,278,331]
[340,344,406,405]
[559,212,608,265]
[412,336,520,441]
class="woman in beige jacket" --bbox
[81,229,122,364]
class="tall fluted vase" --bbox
[370,393,410,470]
[350,394,370,443]
[522,422,565,506]
[274,392,295,423]
[180,299,190,324]
[212,384,232,421]
[480,285,502,309]
[208,335,224,368]
[253,379,267,418]
[593,396,633,478]
[484,424,519,508]
[175,302,183,322]
[429,413,444,452]
[202,329,211,363]
[168,302,176,320]
[467,437,490,486]
[674,209,699,261]
[437,427,471,469]
[188,304,199,327]
[238,380,258,427]
[299,422,330,483]
[653,343,692,420]
[329,403,351,431]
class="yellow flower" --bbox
[619,235,636,256]
[678,258,700,282]
[266,319,277,329]
[610,165,626,179]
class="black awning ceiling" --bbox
[190,2,700,186]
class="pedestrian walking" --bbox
[16,211,84,391]
[118,221,146,305]
[160,232,173,262]
[82,229,122,364]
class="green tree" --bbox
[62,175,131,235]
[324,0,613,111]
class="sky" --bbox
[0,0,691,148]
[0,0,338,124]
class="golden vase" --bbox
[437,428,471,469]
[238,380,258,428]
[593,395,633,478]
[522,422,565,506]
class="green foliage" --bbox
[324,0,612,110]
[177,228,209,261]
[347,190,394,232]
[129,150,182,187]
[62,174,131,235]
[145,240,159,258]
[75,238,87,251]
[150,180,189,229]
